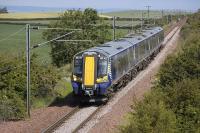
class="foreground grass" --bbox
[32,80,72,109]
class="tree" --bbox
[43,8,110,67]
[0,6,8,13]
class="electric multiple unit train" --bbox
[71,27,164,102]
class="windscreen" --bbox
[97,59,107,77]
[74,59,82,76]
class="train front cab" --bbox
[71,52,111,102]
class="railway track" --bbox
[41,19,186,133]
[41,106,80,133]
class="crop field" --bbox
[0,12,60,19]
[0,12,111,20]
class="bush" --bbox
[0,90,26,120]
[164,79,200,132]
[120,90,177,133]
[0,54,59,120]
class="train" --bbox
[71,27,164,102]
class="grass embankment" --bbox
[120,13,200,132]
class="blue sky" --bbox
[1,0,200,11]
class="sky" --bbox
[0,0,200,11]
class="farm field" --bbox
[0,12,111,20]
[103,10,184,18]
[0,12,61,19]
[0,24,51,63]
[0,20,55,25]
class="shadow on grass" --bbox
[49,93,79,108]
[49,93,107,108]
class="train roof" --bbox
[76,27,163,57]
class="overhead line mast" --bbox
[145,5,151,23]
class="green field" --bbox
[0,24,51,63]
[104,10,185,18]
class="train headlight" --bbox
[72,75,82,82]
[96,76,108,83]
[73,75,77,81]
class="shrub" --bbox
[120,90,177,133]
[163,79,200,132]
[0,54,59,120]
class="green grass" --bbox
[32,81,72,108]
[32,96,54,108]
[55,80,73,97]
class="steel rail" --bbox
[41,107,80,133]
